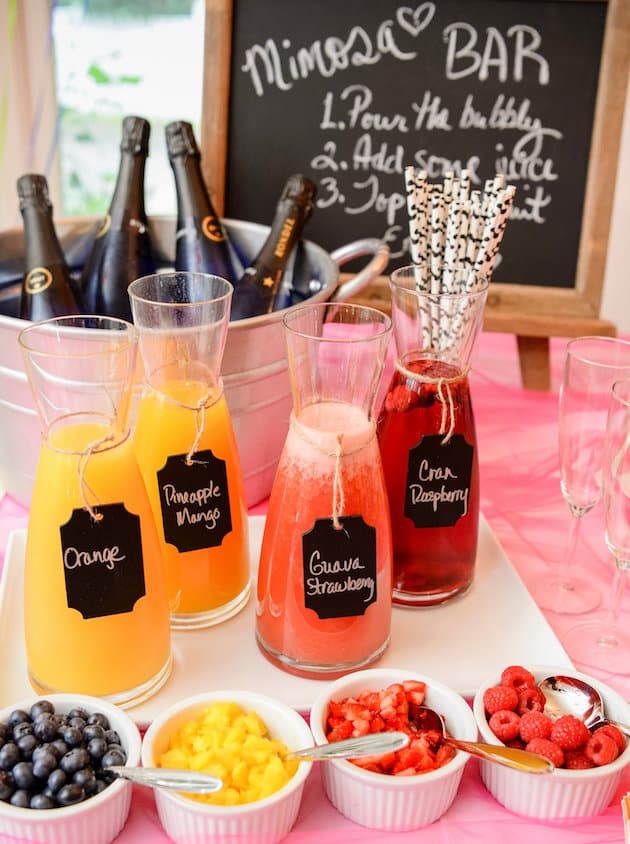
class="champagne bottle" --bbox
[17,173,83,321]
[82,115,156,321]
[165,120,239,282]
[230,174,317,321]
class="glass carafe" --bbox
[256,302,393,678]
[129,272,250,629]
[19,316,172,707]
[377,264,488,606]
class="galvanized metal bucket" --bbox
[0,217,389,507]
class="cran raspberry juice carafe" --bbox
[377,264,488,605]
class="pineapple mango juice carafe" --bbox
[256,302,393,677]
[18,316,172,706]
[129,272,250,629]
[377,264,488,606]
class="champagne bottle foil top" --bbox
[121,116,151,155]
[17,174,53,213]
[165,120,200,159]
[281,174,317,215]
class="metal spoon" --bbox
[412,706,554,774]
[106,766,223,794]
[538,674,630,738]
[287,731,410,760]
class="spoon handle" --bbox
[106,766,223,794]
[445,738,554,773]
[288,731,409,760]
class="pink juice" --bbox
[377,357,479,605]
[256,400,392,677]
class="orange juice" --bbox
[25,420,172,702]
[256,401,392,677]
[133,379,250,626]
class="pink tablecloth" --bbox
[1,331,628,844]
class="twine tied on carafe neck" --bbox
[290,412,376,530]
[77,431,119,521]
[148,381,221,466]
[394,359,470,445]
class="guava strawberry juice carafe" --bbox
[377,264,488,606]
[18,316,172,706]
[256,302,393,678]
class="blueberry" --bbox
[12,761,36,791]
[0,743,20,771]
[46,768,66,794]
[101,748,126,767]
[29,700,55,721]
[62,726,82,748]
[32,750,57,780]
[0,771,14,801]
[83,724,105,742]
[7,710,30,729]
[60,748,90,776]
[94,779,109,795]
[50,739,68,759]
[73,768,97,795]
[12,722,34,742]
[33,716,59,743]
[10,789,31,808]
[17,734,38,760]
[68,717,86,732]
[56,783,85,806]
[67,708,89,722]
[87,713,110,730]
[87,737,108,761]
[104,729,121,745]
[0,724,8,741]
[30,793,55,809]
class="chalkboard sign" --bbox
[201,0,629,388]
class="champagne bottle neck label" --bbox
[201,214,225,243]
[95,214,112,239]
[25,267,53,295]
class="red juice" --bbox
[377,357,479,605]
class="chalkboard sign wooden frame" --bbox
[200,0,629,389]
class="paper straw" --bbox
[475,186,516,278]
[415,169,429,265]
[404,165,422,265]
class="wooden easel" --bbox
[200,0,629,391]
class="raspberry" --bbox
[593,724,626,753]
[549,715,591,751]
[488,710,521,742]
[516,687,546,715]
[384,385,418,413]
[483,685,519,715]
[564,749,595,770]
[585,732,619,766]
[525,737,564,768]
[500,665,535,691]
[519,710,552,743]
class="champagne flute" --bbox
[563,378,630,672]
[534,337,630,614]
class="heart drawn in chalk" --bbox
[396,3,436,39]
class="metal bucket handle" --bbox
[329,238,390,303]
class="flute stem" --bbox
[598,562,628,648]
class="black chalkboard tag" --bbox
[302,516,377,620]
[405,434,473,528]
[59,503,146,620]
[157,450,232,553]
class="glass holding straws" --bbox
[378,264,488,605]
[18,316,172,706]
[130,272,250,629]
[256,303,393,678]
[563,378,630,672]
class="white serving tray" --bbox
[0,515,572,726]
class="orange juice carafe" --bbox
[129,272,250,629]
[256,302,393,678]
[19,316,172,707]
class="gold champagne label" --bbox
[95,213,111,238]
[201,215,225,242]
[25,267,53,295]
[274,217,296,259]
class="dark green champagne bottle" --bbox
[17,173,83,321]
[82,115,156,321]
[230,174,317,321]
[165,120,239,282]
